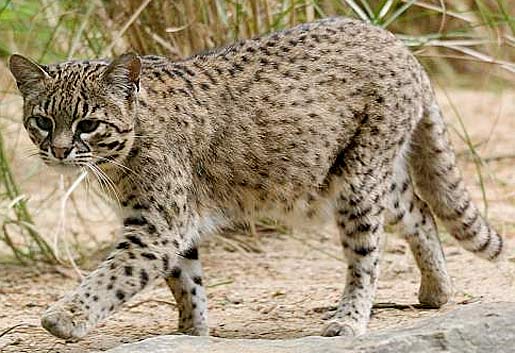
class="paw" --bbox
[322,320,362,337]
[41,303,90,340]
[179,324,209,336]
[178,317,209,336]
[418,275,451,308]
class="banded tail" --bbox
[409,97,503,260]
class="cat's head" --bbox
[8,53,141,172]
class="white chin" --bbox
[45,162,82,176]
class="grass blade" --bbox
[341,0,371,22]
[382,0,418,28]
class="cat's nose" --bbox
[51,146,71,160]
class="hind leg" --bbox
[165,246,209,336]
[386,158,451,307]
[322,169,389,337]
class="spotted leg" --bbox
[322,162,390,337]
[165,246,209,336]
[40,210,180,340]
[386,158,451,307]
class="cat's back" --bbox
[134,17,429,216]
[174,16,427,129]
[141,17,421,92]
[188,17,420,86]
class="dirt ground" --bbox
[0,88,514,353]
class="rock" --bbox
[101,302,515,353]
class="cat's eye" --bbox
[77,119,100,133]
[33,116,53,131]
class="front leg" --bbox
[165,246,208,336]
[41,211,179,340]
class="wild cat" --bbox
[9,17,502,340]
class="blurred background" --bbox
[0,0,514,266]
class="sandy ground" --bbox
[0,87,514,352]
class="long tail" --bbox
[408,96,503,260]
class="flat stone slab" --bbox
[102,302,515,353]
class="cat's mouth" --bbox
[39,152,93,175]
[42,161,82,176]
[39,150,120,168]
[45,155,126,178]
[42,158,119,180]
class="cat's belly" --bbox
[204,177,339,234]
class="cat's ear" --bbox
[102,52,141,96]
[9,54,50,96]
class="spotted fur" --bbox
[9,17,502,340]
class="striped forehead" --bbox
[38,62,107,123]
[46,62,105,89]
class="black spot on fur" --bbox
[401,180,410,193]
[353,246,376,256]
[421,216,427,226]
[181,247,199,260]
[147,223,157,233]
[162,254,169,272]
[116,290,125,301]
[116,241,130,250]
[170,266,182,278]
[391,212,404,225]
[193,276,203,286]
[356,223,372,233]
[140,269,149,288]
[141,252,157,260]
[124,216,148,227]
[348,206,372,220]
[126,234,147,248]
[124,266,133,276]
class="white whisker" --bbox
[84,164,109,200]
[93,155,138,175]
[87,163,122,207]
[90,155,142,186]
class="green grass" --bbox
[0,129,58,263]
